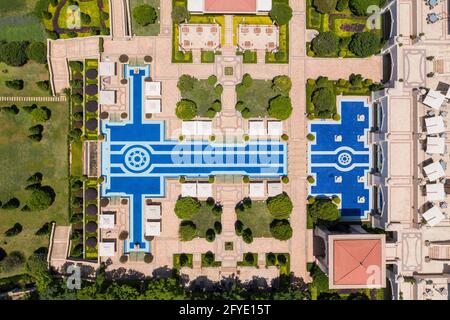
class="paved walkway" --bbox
[0,96,66,102]
[49,226,71,269]
[110,0,128,39]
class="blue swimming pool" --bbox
[308,100,372,221]
[101,65,288,252]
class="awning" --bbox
[267,120,283,136]
[145,82,161,97]
[197,183,212,198]
[181,183,197,197]
[425,116,446,135]
[423,161,446,182]
[426,137,446,154]
[249,121,265,136]
[145,221,161,236]
[249,182,265,198]
[267,182,283,197]
[423,90,446,110]
[99,214,115,229]
[145,99,161,114]
[145,204,161,220]
[99,242,115,257]
[422,206,445,227]
[99,62,116,76]
[426,183,446,201]
[99,90,116,105]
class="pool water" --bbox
[308,100,372,221]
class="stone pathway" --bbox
[49,226,71,269]
[0,96,67,102]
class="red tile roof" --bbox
[204,0,257,13]
[333,239,383,286]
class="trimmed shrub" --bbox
[69,128,83,141]
[207,75,217,86]
[69,61,83,72]
[307,133,316,141]
[179,221,197,241]
[5,80,24,90]
[241,73,253,87]
[71,93,83,104]
[269,3,293,25]
[307,176,316,184]
[37,80,50,91]
[172,5,189,24]
[313,0,338,13]
[203,251,215,266]
[133,5,158,26]
[267,192,293,219]
[268,95,293,120]
[312,87,335,117]
[101,11,109,21]
[205,108,217,119]
[244,252,255,265]
[277,254,287,265]
[272,75,292,95]
[235,220,244,236]
[174,197,201,219]
[2,198,20,209]
[267,252,276,265]
[349,32,381,57]
[242,228,253,244]
[26,42,47,64]
[5,223,23,237]
[35,222,52,236]
[275,51,286,62]
[29,124,44,135]
[205,229,216,242]
[214,221,222,235]
[177,74,197,92]
[336,0,349,11]
[270,219,293,240]
[178,253,190,267]
[281,176,289,184]
[2,105,20,115]
[176,99,197,120]
[215,84,223,96]
[308,198,340,223]
[27,187,56,211]
[311,32,340,56]
[0,247,6,262]
[31,107,51,122]
[0,251,25,272]
[0,41,29,67]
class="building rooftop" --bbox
[329,234,386,289]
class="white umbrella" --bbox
[423,161,446,182]
[422,206,445,227]
[425,116,446,135]
[426,183,446,201]
[427,137,446,154]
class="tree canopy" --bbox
[269,3,293,25]
[174,197,201,219]
[311,32,339,56]
[313,0,338,14]
[172,5,189,24]
[26,42,47,64]
[308,198,340,223]
[133,5,158,26]
[267,192,293,219]
[348,32,381,57]
[270,219,293,240]
[176,99,197,120]
[268,95,293,120]
[0,41,29,67]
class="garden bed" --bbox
[84,59,99,140]
[84,178,99,260]
[237,253,258,267]
[173,253,193,271]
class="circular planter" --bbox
[119,54,129,63]
[86,118,98,131]
[85,84,98,96]
[85,187,98,200]
[120,79,128,85]
[86,69,98,80]
[86,100,98,112]
[86,237,98,248]
[120,112,128,119]
[144,56,153,63]
[100,112,109,120]
[86,221,98,233]
[86,204,98,216]
[100,198,110,207]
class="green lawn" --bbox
[0,0,33,18]
[236,201,272,238]
[236,79,279,118]
[130,0,160,36]
[190,203,221,238]
[180,79,221,117]
[0,61,50,97]
[0,14,46,42]
[0,101,69,277]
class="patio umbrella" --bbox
[422,205,445,227]
[426,183,446,201]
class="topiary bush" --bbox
[214,221,222,235]
[133,5,158,26]
[270,219,293,240]
[5,223,23,237]
[176,99,197,120]
[27,187,55,211]
[272,75,292,95]
[312,87,335,118]
[172,5,189,23]
[269,2,293,25]
[268,95,293,120]
[174,197,201,219]
[244,252,255,265]
[2,198,20,209]
[311,32,339,56]
[242,228,253,244]
[5,80,24,90]
[31,107,51,122]
[0,41,29,66]
[267,252,276,265]
[179,221,197,241]
[308,198,340,223]
[235,220,244,236]
[26,42,47,64]
[348,32,381,57]
[267,192,293,219]
[205,229,216,242]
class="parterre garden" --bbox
[175,197,223,242]
[176,74,223,120]
[37,0,110,39]
[306,0,386,58]
[235,74,293,120]
[235,193,294,243]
